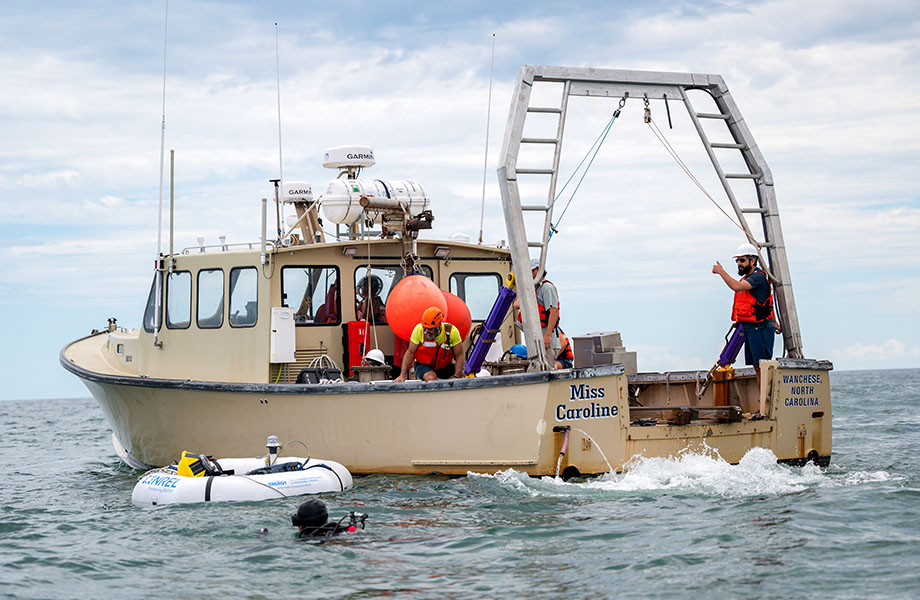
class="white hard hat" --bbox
[733,242,758,258]
[530,258,541,270]
[364,348,385,365]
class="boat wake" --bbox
[468,446,900,499]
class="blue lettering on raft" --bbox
[556,402,619,421]
[143,475,179,488]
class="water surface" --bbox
[1,369,918,598]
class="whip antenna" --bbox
[156,0,169,259]
[153,0,169,343]
[477,33,496,245]
[274,22,285,230]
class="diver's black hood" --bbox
[292,499,328,528]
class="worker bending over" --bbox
[394,307,465,382]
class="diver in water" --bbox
[291,499,368,539]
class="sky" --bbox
[1,0,918,401]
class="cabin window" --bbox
[197,268,224,329]
[166,271,192,329]
[352,265,434,324]
[282,266,340,326]
[450,273,501,320]
[143,273,162,333]
[229,267,258,328]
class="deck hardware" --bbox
[643,93,651,123]
[663,93,673,129]
[547,96,626,241]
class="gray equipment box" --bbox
[572,331,637,375]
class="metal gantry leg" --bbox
[497,66,805,367]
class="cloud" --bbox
[831,339,920,362]
[15,170,81,187]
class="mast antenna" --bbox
[156,0,169,260]
[274,22,285,230]
[477,33,496,245]
[153,0,169,346]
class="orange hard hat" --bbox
[421,306,443,329]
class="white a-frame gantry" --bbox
[497,65,803,370]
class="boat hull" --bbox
[63,338,832,475]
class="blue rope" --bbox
[549,109,620,239]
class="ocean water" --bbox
[1,369,918,599]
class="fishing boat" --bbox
[61,66,832,477]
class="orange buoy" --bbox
[385,275,448,341]
[441,290,472,341]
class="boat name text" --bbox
[570,384,605,401]
[557,385,617,421]
[557,401,618,422]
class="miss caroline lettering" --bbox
[556,384,619,422]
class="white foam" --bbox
[468,447,902,499]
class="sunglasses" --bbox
[735,257,750,263]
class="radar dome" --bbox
[282,181,313,203]
[322,145,375,170]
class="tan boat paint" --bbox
[62,237,832,477]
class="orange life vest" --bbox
[731,268,774,323]
[516,279,560,329]
[414,323,456,370]
[557,330,574,362]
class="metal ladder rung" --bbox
[710,142,747,150]
[527,107,563,113]
[521,137,558,144]
[527,241,544,248]
[741,207,766,214]
[725,173,760,179]
[516,168,555,175]
[697,112,730,119]
[521,204,547,211]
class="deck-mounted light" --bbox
[343,247,358,256]
[197,236,205,253]
[434,246,451,259]
[219,235,227,251]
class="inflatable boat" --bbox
[132,454,353,507]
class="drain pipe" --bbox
[553,425,571,478]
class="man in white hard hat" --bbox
[712,243,782,387]
[514,258,568,367]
